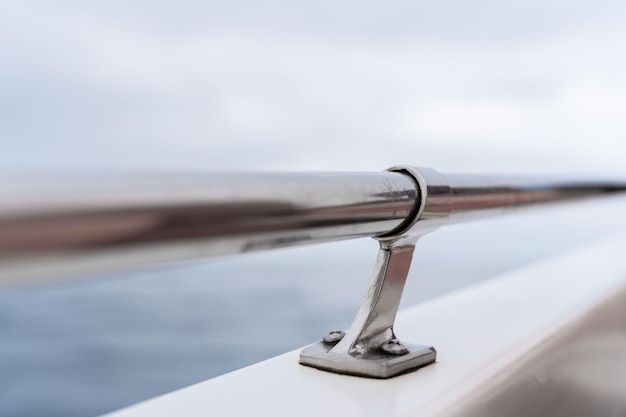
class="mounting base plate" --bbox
[299,341,436,379]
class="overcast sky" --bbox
[1,0,625,175]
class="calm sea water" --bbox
[1,198,626,417]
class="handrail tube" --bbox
[386,167,626,237]
[0,172,417,285]
[0,168,625,286]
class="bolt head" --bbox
[322,330,346,345]
[381,339,409,355]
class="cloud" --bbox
[1,1,625,174]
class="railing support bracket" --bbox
[299,240,436,378]
[298,166,447,378]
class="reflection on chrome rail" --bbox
[1,166,625,377]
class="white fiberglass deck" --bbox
[108,234,626,417]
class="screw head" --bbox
[381,338,409,355]
[322,330,346,345]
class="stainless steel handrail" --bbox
[1,168,625,286]
[382,166,626,236]
[0,172,417,285]
[3,166,626,378]
[299,166,626,378]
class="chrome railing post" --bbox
[299,166,452,378]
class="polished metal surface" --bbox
[0,172,417,285]
[2,168,624,286]
[2,167,626,378]
[299,166,626,378]
[389,166,626,235]
[299,241,437,378]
